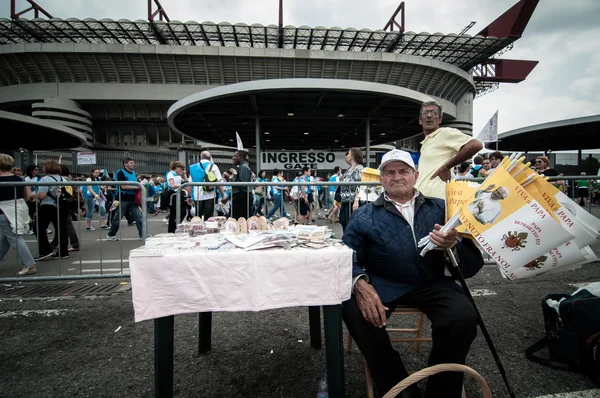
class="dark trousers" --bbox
[51,214,79,249]
[342,284,478,397]
[35,205,69,256]
[196,197,215,221]
[231,191,252,219]
[108,200,143,238]
[168,194,188,233]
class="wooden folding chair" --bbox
[346,306,432,398]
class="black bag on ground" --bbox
[526,290,600,385]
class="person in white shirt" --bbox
[166,161,188,233]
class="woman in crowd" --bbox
[35,159,69,260]
[253,170,268,216]
[84,168,108,231]
[339,147,364,232]
[0,154,37,275]
[166,161,189,233]
[534,155,564,191]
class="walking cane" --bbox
[446,248,516,398]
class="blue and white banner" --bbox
[477,111,498,143]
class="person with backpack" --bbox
[50,165,81,252]
[34,160,70,260]
[188,151,225,221]
[107,157,144,241]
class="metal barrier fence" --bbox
[173,175,600,227]
[173,180,381,228]
[0,180,147,283]
[2,174,597,282]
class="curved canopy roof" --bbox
[0,110,86,150]
[168,78,446,150]
[488,115,600,151]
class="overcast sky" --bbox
[2,0,599,139]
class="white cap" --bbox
[379,149,416,171]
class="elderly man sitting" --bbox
[342,149,484,398]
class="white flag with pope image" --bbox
[456,165,574,279]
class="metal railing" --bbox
[173,180,381,226]
[0,180,147,282]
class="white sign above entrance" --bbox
[261,151,347,170]
[77,152,96,165]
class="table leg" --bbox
[308,306,322,349]
[198,312,213,355]
[323,304,345,398]
[154,316,174,398]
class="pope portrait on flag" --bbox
[467,184,508,225]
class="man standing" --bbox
[343,149,483,398]
[107,157,144,241]
[222,151,253,219]
[188,151,225,220]
[415,100,483,199]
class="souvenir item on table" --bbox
[190,216,204,224]
[290,225,330,241]
[247,216,259,231]
[204,221,220,234]
[189,223,206,237]
[258,216,268,230]
[207,216,227,229]
[223,218,238,234]
[296,227,325,241]
[267,223,275,230]
[273,217,290,230]
[236,217,248,234]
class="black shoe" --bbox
[128,221,136,226]
[51,253,70,260]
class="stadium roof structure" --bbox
[488,115,600,152]
[0,16,531,95]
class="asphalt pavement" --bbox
[1,203,600,397]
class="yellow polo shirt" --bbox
[415,127,475,199]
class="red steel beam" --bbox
[11,0,53,19]
[383,2,405,33]
[473,59,538,83]
[477,0,539,38]
[148,0,171,22]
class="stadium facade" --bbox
[0,0,539,174]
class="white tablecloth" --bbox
[130,246,353,322]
